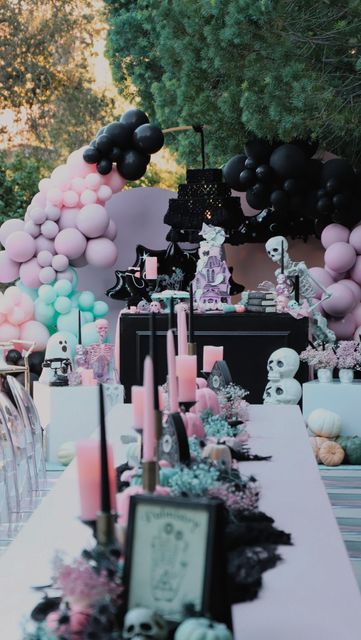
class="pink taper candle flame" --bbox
[143,355,156,462]
[167,329,179,413]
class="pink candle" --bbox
[143,355,156,461]
[203,345,224,372]
[177,307,188,355]
[76,440,116,521]
[167,329,179,413]
[145,256,157,279]
[158,386,165,411]
[176,355,197,402]
[131,385,144,429]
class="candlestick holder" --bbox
[179,400,196,413]
[96,511,117,547]
[187,342,197,356]
[154,409,163,442]
[201,370,210,381]
[142,460,157,492]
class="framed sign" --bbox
[123,495,230,626]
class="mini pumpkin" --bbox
[336,435,361,464]
[57,441,76,466]
[175,617,232,640]
[202,443,232,469]
[309,436,329,462]
[319,441,345,466]
[307,408,342,438]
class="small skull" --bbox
[267,347,300,380]
[265,236,288,263]
[137,300,150,313]
[149,301,161,313]
[123,608,168,640]
[263,378,302,405]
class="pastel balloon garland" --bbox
[0,109,164,350]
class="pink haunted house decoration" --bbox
[193,224,231,311]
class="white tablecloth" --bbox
[0,404,360,639]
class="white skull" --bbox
[265,236,288,263]
[263,378,302,405]
[267,347,300,380]
[123,608,168,640]
[149,301,162,313]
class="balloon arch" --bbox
[0,110,165,351]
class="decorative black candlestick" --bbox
[169,296,175,331]
[294,275,300,303]
[75,310,88,369]
[187,283,197,356]
[96,383,115,546]
[281,240,284,274]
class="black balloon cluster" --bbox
[83,109,164,181]
[3,349,45,395]
[223,139,361,242]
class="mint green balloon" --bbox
[54,296,72,315]
[71,292,81,308]
[35,299,56,326]
[15,280,38,300]
[82,311,94,323]
[57,308,80,334]
[38,284,56,304]
[93,300,109,318]
[78,291,96,311]
[54,279,72,297]
[81,322,100,346]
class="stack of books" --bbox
[245,291,276,313]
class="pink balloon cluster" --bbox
[310,223,361,339]
[0,147,125,289]
[0,286,49,349]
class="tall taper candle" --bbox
[149,313,160,410]
[78,309,82,345]
[188,284,194,343]
[169,296,175,331]
[143,355,156,461]
[281,240,284,274]
[177,306,188,356]
[99,383,111,514]
[167,329,179,413]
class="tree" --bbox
[104,0,361,167]
[0,150,49,224]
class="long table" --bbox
[1,404,360,639]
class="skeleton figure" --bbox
[267,348,300,381]
[87,319,114,383]
[263,378,302,405]
[123,608,168,640]
[265,236,335,343]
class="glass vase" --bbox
[338,368,354,384]
[317,368,333,383]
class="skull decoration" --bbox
[137,300,150,313]
[265,236,288,263]
[149,301,162,314]
[267,348,300,381]
[263,378,302,405]
[123,608,168,640]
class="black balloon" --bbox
[317,188,327,198]
[244,138,272,164]
[245,158,256,170]
[270,189,289,211]
[96,158,113,175]
[120,109,149,132]
[246,183,270,210]
[95,134,113,156]
[117,150,148,181]
[291,138,319,158]
[326,177,341,195]
[6,349,22,365]
[132,124,164,154]
[317,196,332,213]
[333,193,351,211]
[256,164,273,183]
[307,158,323,186]
[222,154,246,190]
[104,122,132,148]
[83,146,100,164]
[270,144,307,179]
[110,147,124,163]
[321,159,356,188]
[239,169,256,189]
[28,351,45,377]
[283,178,302,195]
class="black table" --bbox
[118,312,309,403]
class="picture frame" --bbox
[123,494,231,627]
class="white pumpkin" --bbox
[57,441,76,466]
[307,408,342,438]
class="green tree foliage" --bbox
[0,151,49,224]
[104,0,361,167]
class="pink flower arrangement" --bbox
[336,340,360,370]
[54,557,122,610]
[300,344,337,370]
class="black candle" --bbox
[188,284,194,343]
[149,313,160,410]
[78,309,82,345]
[294,275,300,303]
[169,296,175,331]
[99,384,111,514]
[281,241,284,274]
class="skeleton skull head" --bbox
[123,608,168,640]
[137,300,150,313]
[95,318,108,341]
[267,347,300,380]
[149,301,161,313]
[265,236,288,263]
[263,378,302,405]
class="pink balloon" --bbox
[39,266,56,284]
[308,267,334,299]
[19,257,42,288]
[80,189,97,206]
[31,192,47,207]
[47,187,63,207]
[324,242,356,273]
[20,320,49,351]
[321,223,350,249]
[41,220,59,239]
[325,266,347,282]
[6,231,36,262]
[328,313,356,340]
[85,173,102,190]
[349,226,361,255]
[70,177,85,194]
[70,253,87,268]
[0,218,25,246]
[58,207,79,230]
[4,286,22,305]
[66,147,88,167]
[7,306,26,325]
[338,279,361,304]
[321,283,355,317]
[350,256,361,285]
[66,151,96,178]
[63,190,79,208]
[54,228,87,259]
[51,164,72,190]
[24,220,41,238]
[35,236,55,255]
[29,207,46,225]
[19,293,34,322]
[353,302,361,326]
[0,322,20,341]
[44,205,61,221]
[104,219,117,241]
[38,178,51,193]
[52,254,69,272]
[97,185,113,202]
[103,167,126,193]
[37,250,53,267]
[354,326,361,341]
[85,237,118,267]
[77,204,109,238]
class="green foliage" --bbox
[0,151,49,225]
[104,0,361,166]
